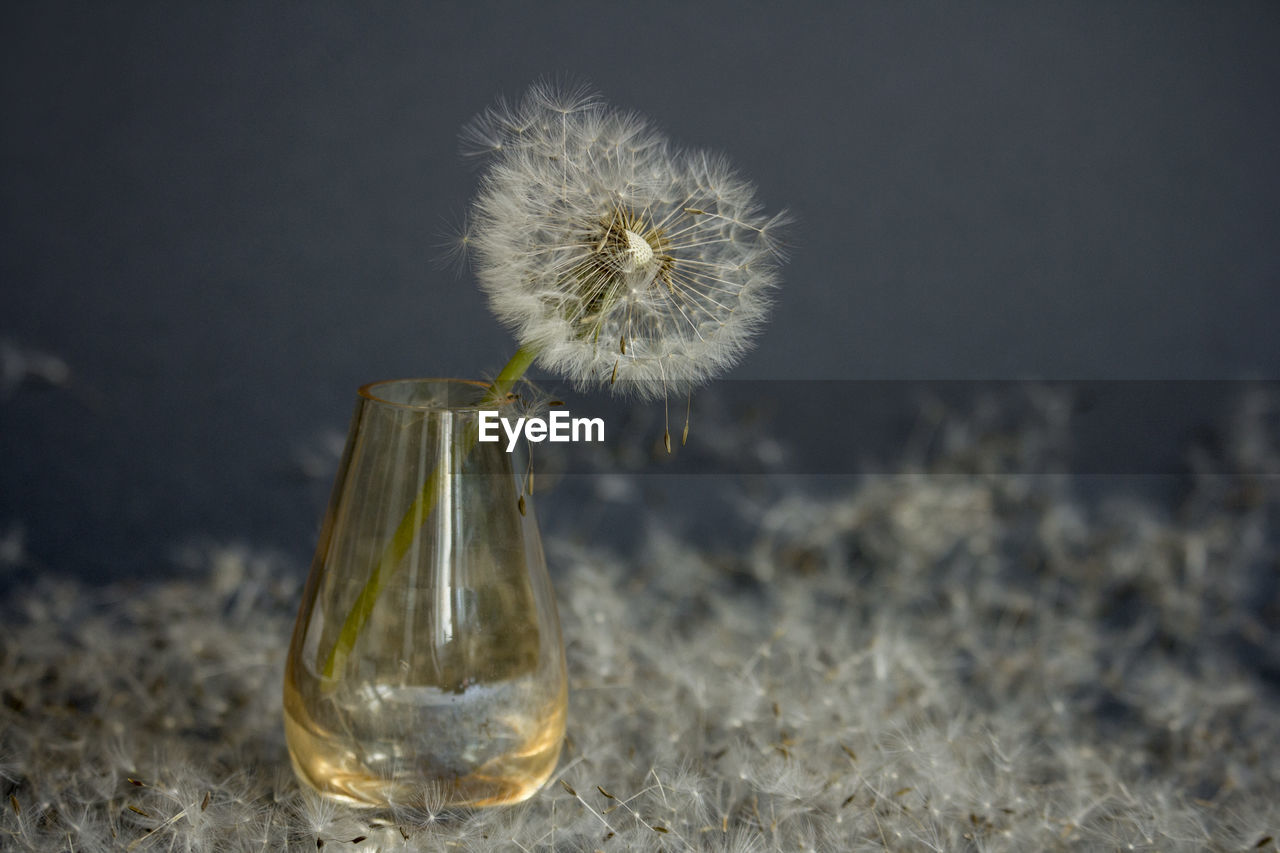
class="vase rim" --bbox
[358,378,512,412]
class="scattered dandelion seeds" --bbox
[664,430,672,454]
[127,805,149,817]
[518,495,527,516]
[651,825,670,833]
[2,389,1279,850]
[560,780,578,797]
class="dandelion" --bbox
[462,81,788,401]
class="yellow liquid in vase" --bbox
[283,671,566,808]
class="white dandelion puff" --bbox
[463,81,788,400]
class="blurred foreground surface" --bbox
[1,389,1276,851]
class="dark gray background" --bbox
[2,2,1278,580]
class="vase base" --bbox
[283,679,565,809]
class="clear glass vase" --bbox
[283,379,567,808]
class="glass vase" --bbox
[283,379,567,808]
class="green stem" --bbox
[490,345,537,401]
[319,346,539,683]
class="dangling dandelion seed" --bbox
[462,82,788,401]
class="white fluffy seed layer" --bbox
[2,389,1278,851]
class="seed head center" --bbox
[624,229,655,270]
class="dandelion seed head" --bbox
[462,82,787,399]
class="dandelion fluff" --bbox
[463,82,788,400]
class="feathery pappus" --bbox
[461,82,788,401]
